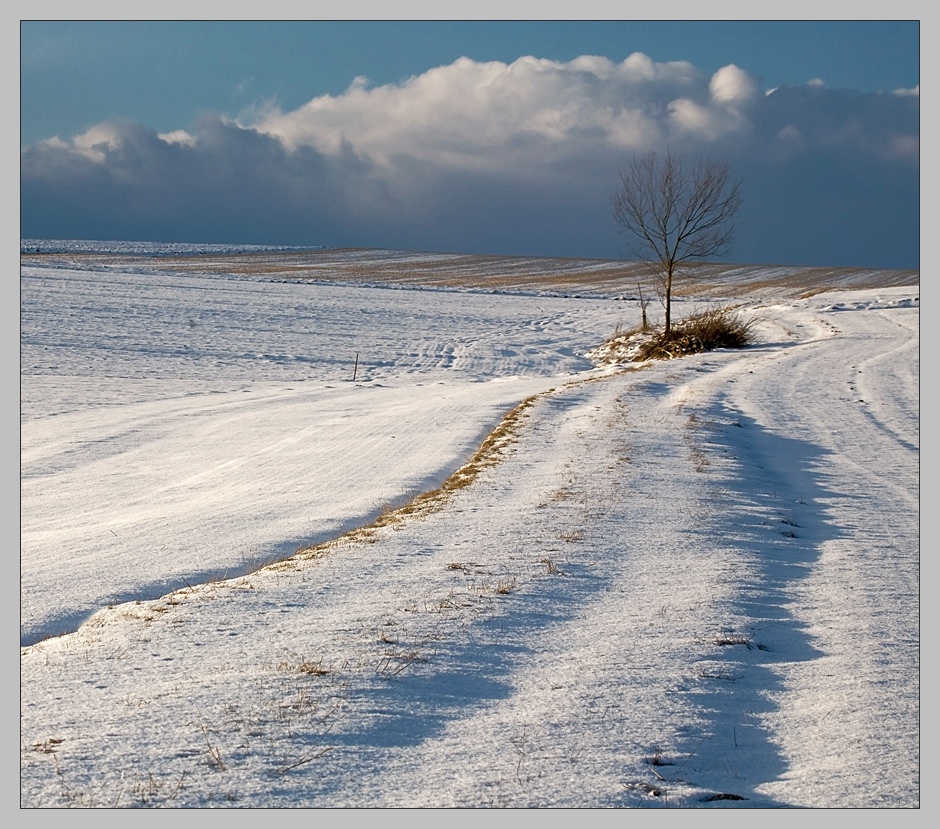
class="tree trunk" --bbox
[664,267,674,334]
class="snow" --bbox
[20,248,919,808]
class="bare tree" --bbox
[612,149,742,333]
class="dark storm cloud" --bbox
[22,117,366,244]
[21,54,918,268]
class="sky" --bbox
[20,248,920,806]
[19,17,922,269]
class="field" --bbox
[21,248,919,808]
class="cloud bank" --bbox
[21,53,919,268]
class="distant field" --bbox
[20,248,918,299]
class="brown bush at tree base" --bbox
[632,307,758,361]
[587,306,759,366]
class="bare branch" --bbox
[612,149,742,333]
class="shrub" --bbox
[632,306,757,361]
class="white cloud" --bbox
[620,51,696,83]
[893,85,919,97]
[709,64,759,107]
[72,123,128,162]
[620,51,657,80]
[567,54,614,79]
[247,53,730,175]
[667,97,720,137]
[158,129,197,147]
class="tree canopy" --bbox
[612,149,742,333]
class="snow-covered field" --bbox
[20,246,919,808]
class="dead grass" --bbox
[684,413,711,473]
[288,393,543,562]
[375,646,428,678]
[371,392,541,529]
[589,306,759,365]
[714,632,750,646]
[711,631,769,651]
[693,662,740,682]
[539,557,566,576]
[632,307,759,361]
[493,577,517,595]
[273,654,332,676]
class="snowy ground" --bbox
[20,250,919,808]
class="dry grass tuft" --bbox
[493,577,517,595]
[274,654,332,676]
[713,632,753,648]
[589,306,759,365]
[633,307,758,361]
[712,631,768,651]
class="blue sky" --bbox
[20,19,921,268]
[20,21,920,146]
